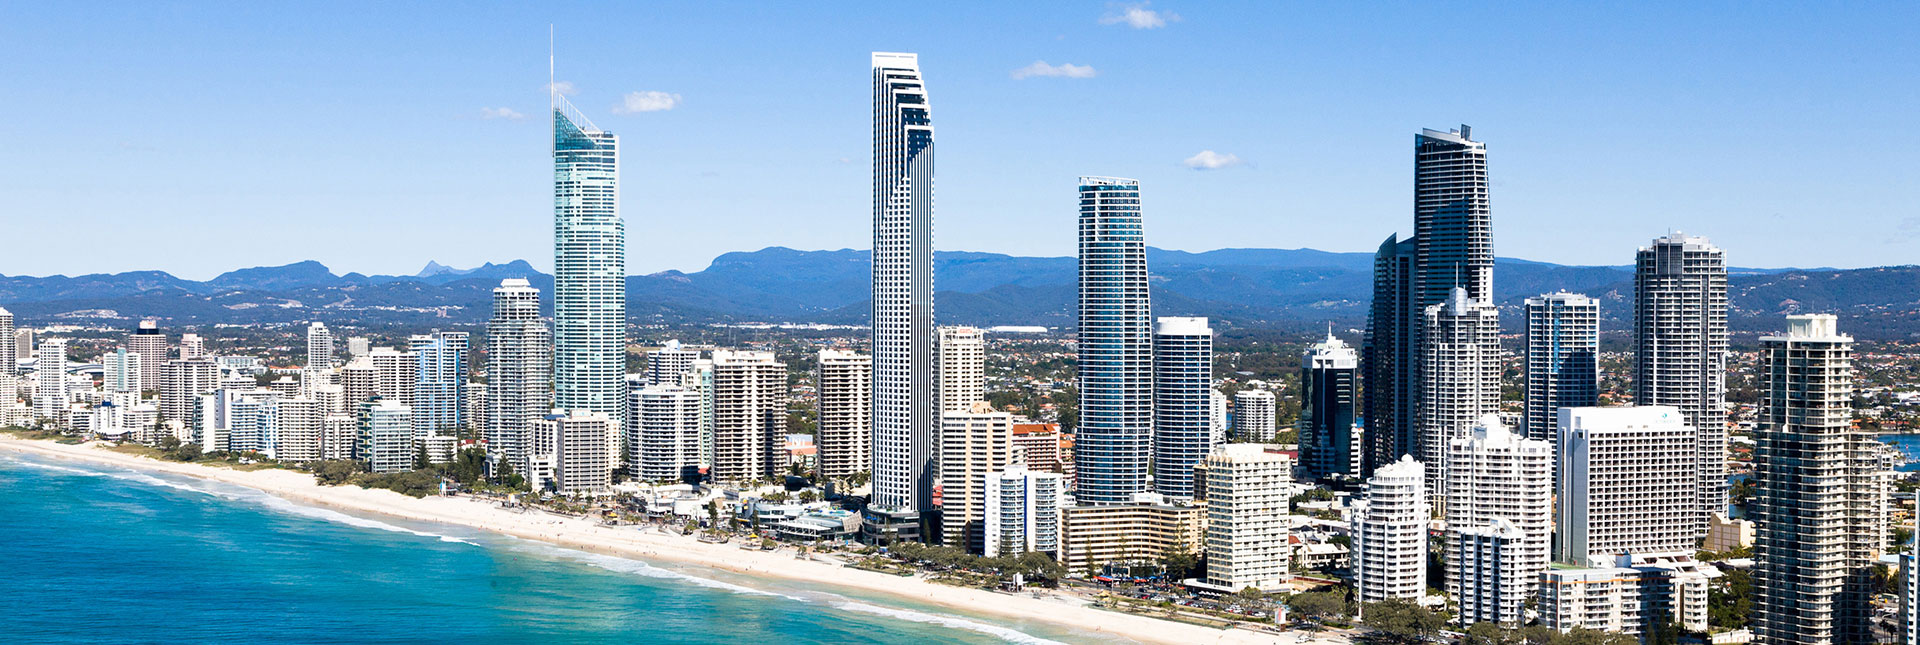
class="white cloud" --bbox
[546,80,578,96]
[1100,2,1178,29]
[1011,61,1097,80]
[479,107,527,121]
[1183,150,1242,170]
[612,90,682,114]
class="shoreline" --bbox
[0,437,1304,645]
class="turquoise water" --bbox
[0,452,1100,644]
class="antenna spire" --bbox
[548,25,555,109]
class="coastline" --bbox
[0,437,1304,645]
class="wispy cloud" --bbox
[479,107,527,121]
[1011,61,1097,80]
[612,90,682,114]
[1100,2,1178,29]
[546,80,578,96]
[1183,150,1242,170]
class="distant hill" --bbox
[2,248,1915,339]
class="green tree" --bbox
[1462,621,1509,645]
[1361,599,1444,643]
[1160,547,1201,581]
[1708,567,1753,630]
[414,444,430,470]
[1286,591,1350,620]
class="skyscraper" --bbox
[0,307,14,375]
[1300,331,1358,479]
[1633,233,1729,532]
[1523,292,1598,443]
[630,384,703,481]
[1076,176,1153,505]
[938,326,985,412]
[1556,406,1698,565]
[870,52,938,519]
[1364,125,1494,476]
[307,322,334,370]
[1418,287,1502,513]
[1152,316,1213,499]
[709,350,786,483]
[409,331,468,446]
[33,338,69,423]
[552,85,626,430]
[127,320,167,392]
[1753,315,1882,645]
[102,348,140,395]
[159,356,218,429]
[940,401,1015,553]
[487,279,551,477]
[816,349,872,479]
[983,464,1069,559]
[1413,126,1493,305]
[1202,444,1294,591]
[1352,455,1428,604]
[645,340,698,387]
[1444,416,1552,613]
[1233,389,1276,442]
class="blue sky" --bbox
[2,2,1915,279]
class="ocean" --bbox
[0,451,1097,644]
[1879,433,1920,471]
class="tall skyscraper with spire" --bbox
[552,76,626,429]
[1363,126,1495,478]
[1076,176,1153,505]
[869,52,937,522]
[1633,232,1728,533]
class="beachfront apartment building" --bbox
[361,400,413,474]
[1202,444,1293,591]
[1352,455,1427,604]
[984,465,1069,559]
[941,401,1015,553]
[1061,493,1204,575]
[815,349,871,479]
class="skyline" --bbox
[3,3,1918,280]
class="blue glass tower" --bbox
[1075,176,1153,505]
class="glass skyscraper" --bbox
[1522,292,1598,443]
[1076,176,1153,505]
[1151,316,1212,500]
[869,52,937,517]
[409,331,468,442]
[1633,233,1728,533]
[552,95,625,428]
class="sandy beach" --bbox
[0,437,1324,645]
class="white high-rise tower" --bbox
[553,78,626,429]
[487,278,552,477]
[870,52,938,520]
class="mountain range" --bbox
[2,248,1916,339]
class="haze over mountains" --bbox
[2,247,1916,339]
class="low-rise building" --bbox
[1061,493,1205,575]
[1538,552,1711,637]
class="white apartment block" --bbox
[1556,406,1699,564]
[816,349,872,479]
[1202,444,1294,591]
[941,401,1015,553]
[268,397,324,463]
[709,350,786,482]
[33,338,69,424]
[361,400,413,474]
[1233,389,1276,442]
[938,326,985,413]
[322,414,357,461]
[1539,553,1710,636]
[984,464,1069,558]
[646,340,698,387]
[1352,455,1428,603]
[1454,518,1529,626]
[545,410,615,494]
[1446,415,1552,607]
[631,384,704,481]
